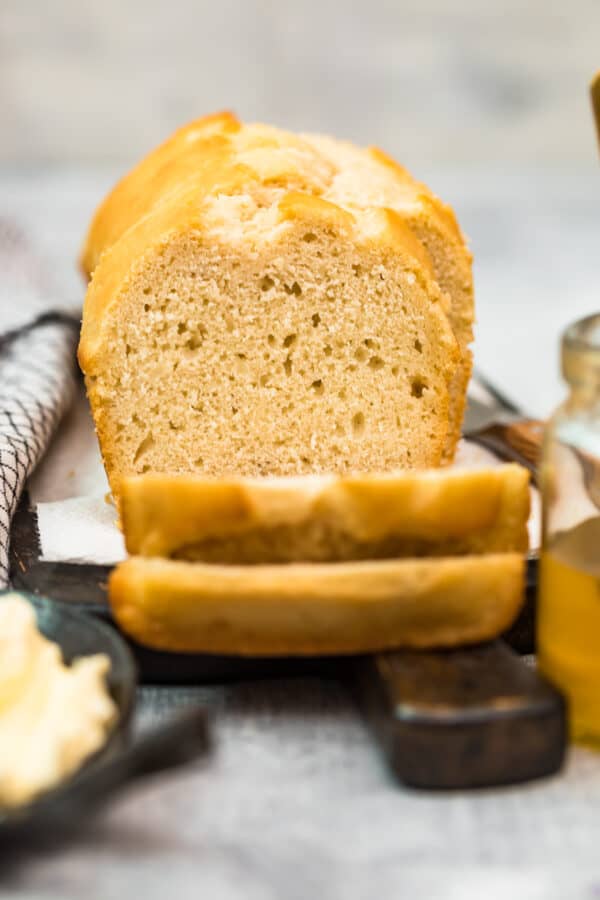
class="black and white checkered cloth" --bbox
[0,219,79,586]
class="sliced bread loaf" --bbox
[79,114,471,502]
[120,464,530,563]
[108,554,525,655]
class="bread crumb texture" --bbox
[79,113,474,499]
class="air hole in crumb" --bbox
[414,339,423,353]
[141,465,151,473]
[133,432,155,464]
[237,352,247,360]
[364,338,378,350]
[311,379,324,395]
[177,322,187,334]
[194,457,204,468]
[186,332,204,351]
[354,346,368,363]
[125,344,132,357]
[284,281,302,297]
[338,388,347,401]
[260,374,270,387]
[267,335,276,347]
[143,287,151,296]
[284,356,292,376]
[324,344,333,356]
[411,378,427,398]
[391,366,399,376]
[302,232,317,243]
[368,356,385,370]
[335,422,345,436]
[352,412,365,436]
[132,413,142,426]
[283,333,297,348]
[352,264,362,277]
[311,312,321,327]
[232,406,238,415]
[169,421,181,431]
[144,303,151,312]
[260,275,275,292]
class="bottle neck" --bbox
[562,315,600,404]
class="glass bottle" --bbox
[538,313,600,745]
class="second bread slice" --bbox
[121,464,530,563]
[109,553,525,656]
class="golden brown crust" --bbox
[108,553,525,656]
[80,111,241,277]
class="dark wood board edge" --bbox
[351,642,566,790]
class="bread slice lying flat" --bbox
[109,554,525,656]
[120,464,530,563]
[78,113,472,504]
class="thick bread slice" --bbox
[121,464,530,562]
[109,554,525,656]
[78,114,467,504]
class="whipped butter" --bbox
[0,594,116,807]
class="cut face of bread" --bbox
[79,115,471,499]
[109,554,525,656]
[120,464,530,563]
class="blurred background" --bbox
[1,0,599,413]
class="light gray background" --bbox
[1,0,599,167]
[2,3,600,898]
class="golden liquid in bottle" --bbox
[539,517,600,745]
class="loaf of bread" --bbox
[109,554,524,655]
[79,113,473,501]
[120,464,529,563]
